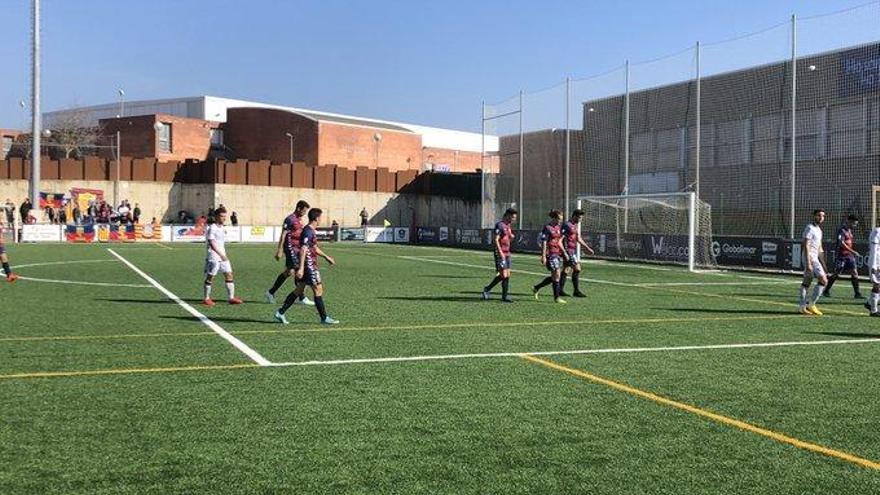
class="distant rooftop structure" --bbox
[44,96,498,153]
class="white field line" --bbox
[398,255,791,287]
[17,276,152,288]
[635,281,791,287]
[14,259,106,270]
[268,338,880,367]
[107,249,271,366]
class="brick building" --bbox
[42,96,496,173]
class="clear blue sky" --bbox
[0,0,875,132]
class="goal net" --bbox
[576,192,714,271]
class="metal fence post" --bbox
[790,14,797,240]
[623,60,630,233]
[565,77,571,216]
[519,90,524,230]
[480,100,486,227]
[695,41,701,200]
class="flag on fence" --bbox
[66,225,95,243]
[383,219,392,227]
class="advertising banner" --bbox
[21,225,63,242]
[315,227,340,242]
[365,227,394,243]
[241,226,275,243]
[416,227,439,244]
[393,227,410,243]
[340,228,365,242]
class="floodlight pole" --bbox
[115,130,121,207]
[623,59,630,233]
[29,0,41,209]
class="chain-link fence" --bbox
[482,1,880,240]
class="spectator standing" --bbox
[73,203,82,225]
[230,211,238,226]
[20,198,32,224]
[133,203,141,224]
[360,208,369,227]
[58,206,67,225]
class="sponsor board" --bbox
[315,227,340,242]
[365,227,394,243]
[439,227,449,242]
[416,227,438,243]
[340,228,365,242]
[172,225,207,242]
[394,227,410,243]
[21,225,63,242]
[455,228,485,246]
[241,226,275,243]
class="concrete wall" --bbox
[0,179,479,228]
[100,114,220,162]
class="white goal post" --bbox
[576,192,714,272]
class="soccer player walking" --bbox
[533,210,569,304]
[275,208,339,325]
[482,208,517,302]
[0,213,18,283]
[559,209,594,298]
[865,225,880,316]
[823,214,862,299]
[265,200,314,307]
[203,207,242,306]
[799,209,827,316]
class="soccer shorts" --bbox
[494,253,511,271]
[302,265,322,286]
[805,258,826,279]
[835,255,857,273]
[285,252,300,271]
[565,250,580,267]
[204,259,233,276]
[871,268,880,285]
[545,255,563,272]
[0,244,5,256]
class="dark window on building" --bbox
[210,129,223,148]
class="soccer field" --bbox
[1,242,879,494]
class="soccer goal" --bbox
[576,192,714,271]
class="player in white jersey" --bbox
[864,226,880,316]
[799,209,827,316]
[203,207,242,306]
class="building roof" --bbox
[44,96,499,152]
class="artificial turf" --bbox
[1,242,878,493]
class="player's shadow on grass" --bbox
[655,307,790,315]
[418,274,483,279]
[160,315,276,325]
[379,295,491,303]
[803,331,880,339]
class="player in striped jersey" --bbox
[533,210,569,304]
[265,200,314,306]
[482,208,517,302]
[559,209,594,298]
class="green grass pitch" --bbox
[1,241,879,494]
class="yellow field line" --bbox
[662,286,866,317]
[521,354,880,470]
[0,314,807,343]
[0,363,259,381]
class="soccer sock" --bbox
[225,281,235,299]
[315,296,328,320]
[825,274,837,291]
[501,278,509,298]
[872,292,880,313]
[535,277,553,290]
[572,272,581,293]
[559,273,567,293]
[268,273,287,295]
[280,291,298,314]
[2,262,10,276]
[811,284,823,305]
[485,275,503,291]
[799,286,808,307]
[552,280,560,299]
[204,283,212,300]
[851,276,861,295]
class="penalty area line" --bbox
[107,248,271,366]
